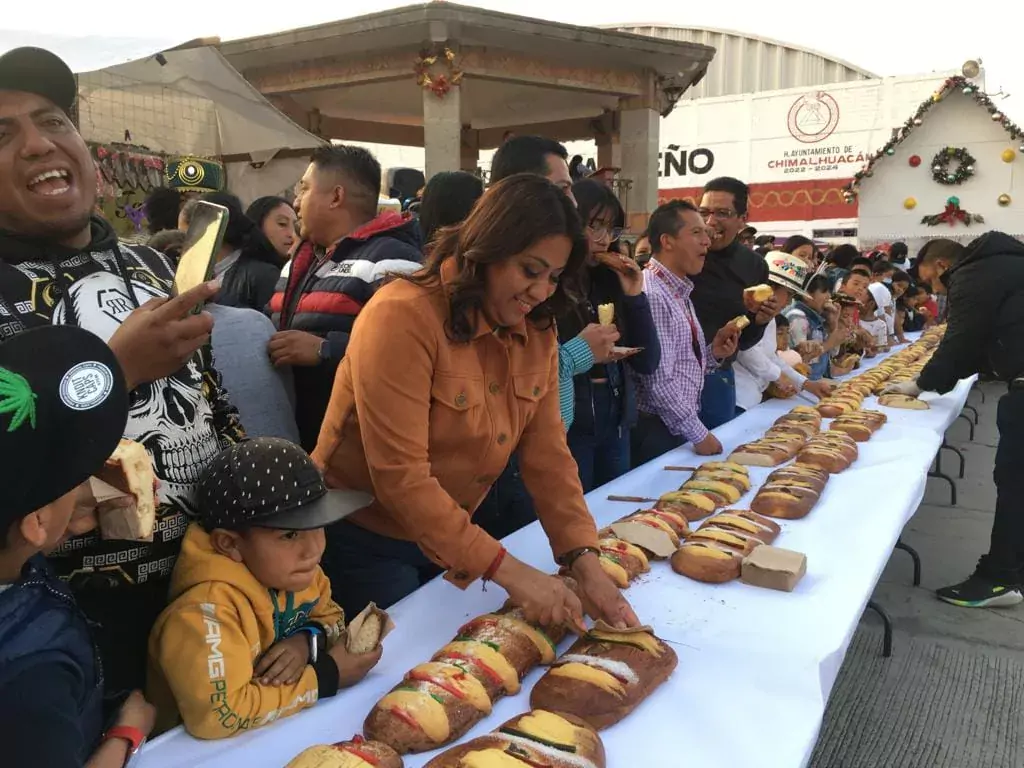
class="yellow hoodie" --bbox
[147,524,345,739]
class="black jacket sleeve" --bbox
[0,663,90,768]
[620,293,662,375]
[917,265,999,394]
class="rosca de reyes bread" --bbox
[767,463,830,493]
[671,524,764,583]
[529,627,677,730]
[879,393,930,410]
[700,510,780,544]
[423,710,606,768]
[595,538,650,587]
[750,479,822,520]
[728,438,800,467]
[286,737,403,768]
[744,284,774,302]
[364,606,563,753]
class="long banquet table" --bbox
[143,336,977,768]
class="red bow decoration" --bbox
[921,201,984,228]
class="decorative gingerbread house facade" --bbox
[846,76,1023,251]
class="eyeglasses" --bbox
[588,223,623,243]
[698,208,739,221]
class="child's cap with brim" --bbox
[197,437,372,530]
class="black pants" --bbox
[321,455,536,618]
[983,388,1024,582]
[630,413,684,469]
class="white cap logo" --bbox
[59,361,114,411]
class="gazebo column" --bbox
[618,96,660,232]
[460,126,479,173]
[596,133,621,172]
[423,85,462,179]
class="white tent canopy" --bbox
[0,31,185,73]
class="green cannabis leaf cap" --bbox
[0,367,37,432]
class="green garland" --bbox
[931,147,975,185]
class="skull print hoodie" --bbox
[0,214,245,691]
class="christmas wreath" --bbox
[414,47,463,99]
[931,146,976,185]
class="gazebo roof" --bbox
[220,2,715,143]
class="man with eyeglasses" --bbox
[692,177,778,428]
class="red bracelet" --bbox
[483,547,507,582]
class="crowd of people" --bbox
[1,44,1022,768]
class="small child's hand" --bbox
[327,642,383,688]
[254,634,309,686]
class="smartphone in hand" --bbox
[173,201,228,312]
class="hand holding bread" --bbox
[579,323,621,364]
[495,557,587,633]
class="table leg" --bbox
[865,600,893,657]
[963,404,980,425]
[956,413,976,441]
[940,440,966,479]
[894,539,922,586]
[928,459,958,505]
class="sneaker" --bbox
[936,574,1023,608]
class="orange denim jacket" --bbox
[312,258,598,588]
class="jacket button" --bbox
[497,433,508,445]
[453,570,469,581]
[489,382,500,395]
[455,392,467,407]
[532,385,541,396]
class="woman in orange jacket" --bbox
[313,174,639,631]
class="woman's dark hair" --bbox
[828,243,860,269]
[782,235,814,255]
[407,174,587,342]
[806,274,832,295]
[143,187,183,234]
[918,238,968,265]
[568,154,586,181]
[572,179,623,232]
[201,191,285,267]
[245,196,294,229]
[418,171,485,246]
[775,313,790,327]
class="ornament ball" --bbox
[998,194,1012,207]
[885,148,895,156]
[1003,149,1017,163]
[909,155,922,167]
[947,196,960,206]
[993,113,1004,121]
[913,118,924,126]
[903,197,917,210]
[947,174,956,183]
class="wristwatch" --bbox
[103,725,145,766]
[318,339,330,363]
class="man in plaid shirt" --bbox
[632,200,741,466]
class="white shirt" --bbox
[860,317,888,347]
[734,318,808,411]
[868,282,895,337]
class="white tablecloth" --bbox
[142,339,977,768]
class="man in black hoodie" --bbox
[0,47,244,695]
[886,233,1024,607]
[268,145,422,451]
[693,177,777,429]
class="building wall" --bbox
[609,25,874,98]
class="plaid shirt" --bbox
[635,258,716,442]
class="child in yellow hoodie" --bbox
[147,437,383,739]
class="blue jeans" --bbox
[472,454,537,541]
[321,519,442,618]
[630,413,684,468]
[699,367,737,430]
[567,383,631,492]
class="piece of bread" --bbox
[671,539,747,583]
[423,711,606,768]
[364,607,561,754]
[750,482,821,520]
[95,438,157,540]
[529,630,677,730]
[347,603,392,654]
[828,421,873,442]
[653,491,717,523]
[745,284,774,302]
[728,443,794,467]
[596,538,650,587]
[878,394,930,410]
[597,302,615,326]
[286,738,404,768]
[796,446,853,474]
[731,314,751,331]
[767,464,829,492]
[701,511,780,544]
[679,478,742,505]
[697,461,750,478]
[691,469,752,494]
[594,251,631,276]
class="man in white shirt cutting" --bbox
[734,253,833,412]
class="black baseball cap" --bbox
[197,437,372,530]
[0,326,128,533]
[0,47,78,114]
